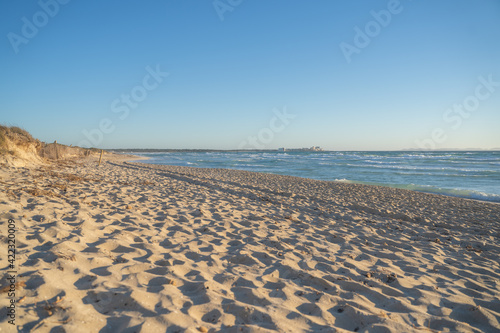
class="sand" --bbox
[0,155,499,332]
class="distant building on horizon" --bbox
[278,146,323,152]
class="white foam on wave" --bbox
[404,184,500,202]
[142,151,500,202]
[334,179,500,203]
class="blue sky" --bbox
[1,0,499,150]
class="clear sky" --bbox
[1,0,499,150]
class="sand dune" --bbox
[0,157,499,332]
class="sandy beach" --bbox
[1,155,499,332]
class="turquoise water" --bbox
[134,151,500,203]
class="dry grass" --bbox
[25,187,61,198]
[0,126,15,155]
[0,125,7,149]
[9,126,33,139]
[0,148,14,155]
[0,125,40,156]
[0,125,34,143]
[0,281,26,293]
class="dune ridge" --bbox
[0,125,102,168]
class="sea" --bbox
[132,151,500,203]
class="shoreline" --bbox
[1,157,499,332]
[127,160,500,214]
[128,153,500,205]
